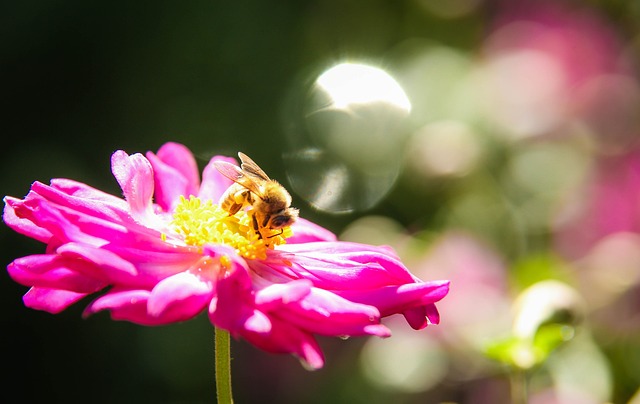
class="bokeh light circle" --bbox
[281,62,412,214]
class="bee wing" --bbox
[213,159,265,197]
[238,152,271,181]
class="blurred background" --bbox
[3,0,640,403]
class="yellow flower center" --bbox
[170,196,292,261]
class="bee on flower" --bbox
[214,152,299,244]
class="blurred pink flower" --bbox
[554,147,640,260]
[487,0,629,90]
[3,142,449,369]
[482,0,636,141]
[412,231,510,345]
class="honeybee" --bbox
[214,152,299,239]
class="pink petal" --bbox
[23,287,88,314]
[262,242,415,289]
[147,272,213,320]
[146,153,193,212]
[336,280,450,319]
[253,280,312,309]
[268,287,391,337]
[198,156,237,203]
[57,243,138,278]
[241,309,273,334]
[8,255,106,293]
[110,151,155,221]
[287,218,337,243]
[3,196,52,243]
[49,178,130,208]
[155,142,201,195]
[84,289,173,326]
[207,254,256,331]
[13,186,185,262]
[239,315,325,370]
[403,306,431,330]
[16,196,136,248]
[144,142,201,212]
[424,303,441,325]
[22,181,131,227]
[278,241,417,289]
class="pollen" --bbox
[170,195,292,261]
[219,254,232,269]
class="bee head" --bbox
[270,208,299,229]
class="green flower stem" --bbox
[215,327,233,404]
[510,369,528,404]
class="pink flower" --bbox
[553,147,640,261]
[4,142,449,369]
[481,0,635,141]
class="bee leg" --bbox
[227,202,243,216]
[251,213,262,239]
[227,190,249,216]
[267,229,284,238]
